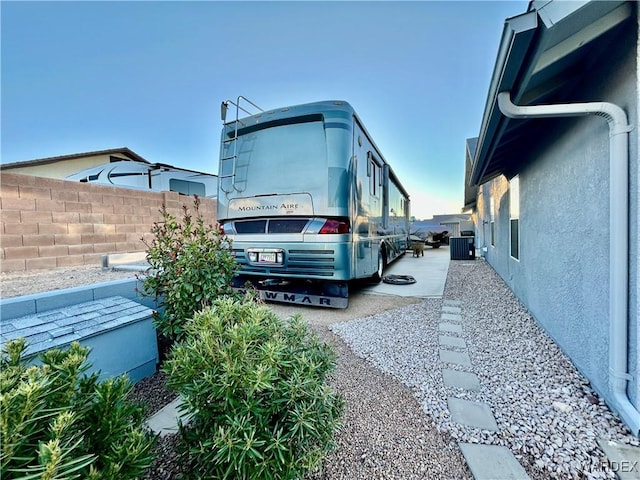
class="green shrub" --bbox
[163,298,344,480]
[1,339,155,480]
[140,196,238,350]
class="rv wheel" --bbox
[372,246,386,283]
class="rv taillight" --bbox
[319,219,350,234]
[220,222,235,235]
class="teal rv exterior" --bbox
[217,98,410,307]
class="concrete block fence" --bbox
[0,172,217,273]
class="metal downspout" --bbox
[497,91,639,435]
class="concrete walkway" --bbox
[146,397,190,437]
[363,245,450,298]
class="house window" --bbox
[510,176,520,260]
[490,196,495,247]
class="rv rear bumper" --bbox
[230,241,351,281]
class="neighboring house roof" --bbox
[432,213,470,224]
[0,147,151,170]
[412,214,470,234]
[411,220,448,235]
[470,0,634,186]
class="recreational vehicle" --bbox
[66,160,217,197]
[218,98,410,307]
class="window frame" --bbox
[490,196,495,247]
[509,175,520,261]
[367,151,381,197]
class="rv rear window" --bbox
[235,220,267,234]
[268,219,309,234]
[228,114,324,138]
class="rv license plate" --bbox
[259,252,277,263]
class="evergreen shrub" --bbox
[163,298,344,480]
[140,196,237,354]
[1,339,155,479]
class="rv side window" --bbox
[368,153,381,197]
[169,179,206,196]
[80,173,100,183]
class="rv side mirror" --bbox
[221,101,228,122]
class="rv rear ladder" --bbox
[220,96,263,192]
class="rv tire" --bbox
[372,246,386,283]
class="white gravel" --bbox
[330,259,639,480]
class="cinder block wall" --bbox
[0,173,217,272]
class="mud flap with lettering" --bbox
[232,276,348,309]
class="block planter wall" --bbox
[0,278,160,383]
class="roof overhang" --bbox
[0,147,151,170]
[463,137,479,210]
[470,0,634,186]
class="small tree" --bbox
[1,339,155,479]
[163,298,344,480]
[140,196,237,355]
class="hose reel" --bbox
[382,274,416,285]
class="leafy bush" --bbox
[140,196,237,349]
[1,339,155,480]
[163,298,344,480]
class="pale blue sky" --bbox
[1,1,527,219]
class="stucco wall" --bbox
[630,0,640,411]
[476,24,639,415]
[2,154,130,180]
[0,172,217,272]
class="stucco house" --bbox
[0,148,150,180]
[467,0,639,435]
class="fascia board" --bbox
[470,11,538,186]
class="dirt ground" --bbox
[0,264,140,299]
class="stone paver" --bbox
[448,397,498,431]
[443,299,461,306]
[459,443,531,479]
[597,439,640,480]
[442,368,481,391]
[146,397,192,437]
[439,335,467,348]
[442,305,462,314]
[440,349,471,366]
[2,296,152,356]
[439,322,462,334]
[441,296,529,479]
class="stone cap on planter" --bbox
[1,295,158,382]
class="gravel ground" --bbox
[3,260,638,479]
[134,324,472,480]
[0,264,140,298]
[134,292,471,480]
[331,260,639,480]
[306,327,471,480]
